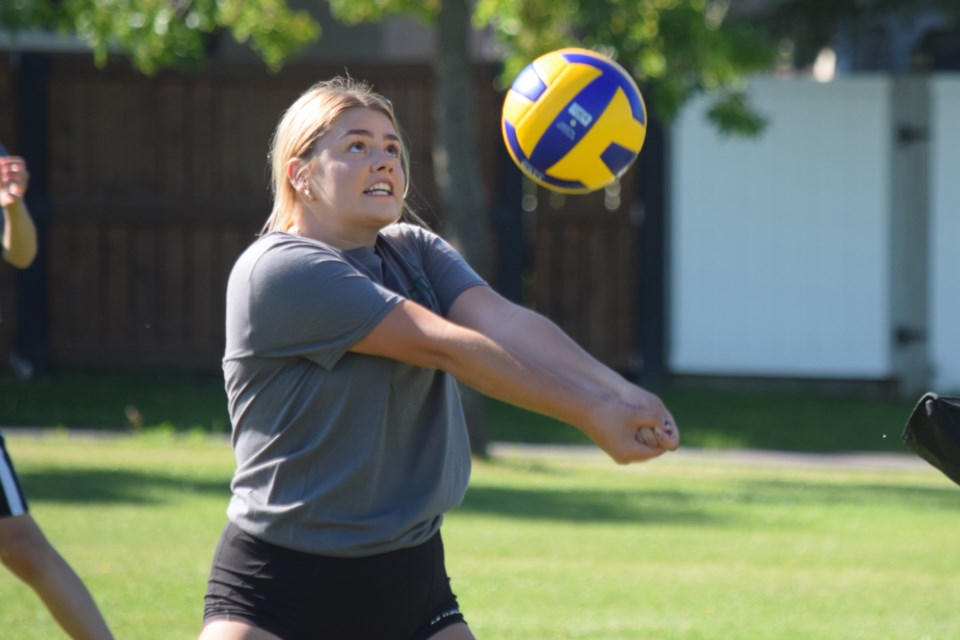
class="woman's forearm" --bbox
[2,200,38,269]
[352,300,676,462]
[449,287,633,403]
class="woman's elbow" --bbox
[3,247,36,269]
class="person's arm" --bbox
[1,156,37,269]
[449,285,663,412]
[350,297,677,464]
[450,285,677,450]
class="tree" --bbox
[475,0,777,135]
[0,0,319,74]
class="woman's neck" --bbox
[289,213,381,249]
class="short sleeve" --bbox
[386,224,487,317]
[225,236,403,370]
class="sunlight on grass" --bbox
[0,433,956,639]
[447,451,959,640]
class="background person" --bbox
[199,76,678,640]
[0,150,114,640]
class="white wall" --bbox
[670,77,895,378]
[929,76,960,393]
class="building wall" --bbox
[929,75,960,392]
[670,77,896,380]
[670,74,959,393]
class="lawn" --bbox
[0,372,920,454]
[0,432,957,639]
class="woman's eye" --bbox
[386,145,401,157]
[348,141,366,153]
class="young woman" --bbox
[0,152,114,640]
[199,76,678,640]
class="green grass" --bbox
[0,433,957,639]
[0,373,232,433]
[0,373,919,454]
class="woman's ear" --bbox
[286,157,303,188]
[287,158,314,201]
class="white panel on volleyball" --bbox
[669,77,893,379]
[929,75,960,393]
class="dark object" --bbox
[0,140,7,156]
[902,393,960,486]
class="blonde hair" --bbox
[262,76,412,234]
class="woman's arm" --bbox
[1,157,38,269]
[448,286,645,407]
[450,285,677,449]
[350,297,677,464]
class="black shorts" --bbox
[203,522,466,640]
[0,434,29,518]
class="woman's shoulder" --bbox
[233,232,347,280]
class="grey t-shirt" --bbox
[222,223,486,557]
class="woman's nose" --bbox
[372,151,397,173]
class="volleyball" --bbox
[501,48,647,194]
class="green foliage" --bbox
[3,0,781,132]
[0,0,320,74]
[327,0,779,135]
[326,0,439,25]
[475,0,778,133]
[704,90,767,137]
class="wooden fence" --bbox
[0,59,19,361]
[1,53,649,375]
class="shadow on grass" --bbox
[459,485,718,525]
[458,479,960,525]
[18,463,957,522]
[727,478,960,510]
[17,468,230,506]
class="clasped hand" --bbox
[0,157,29,206]
[589,386,679,465]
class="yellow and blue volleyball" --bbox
[501,48,647,194]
